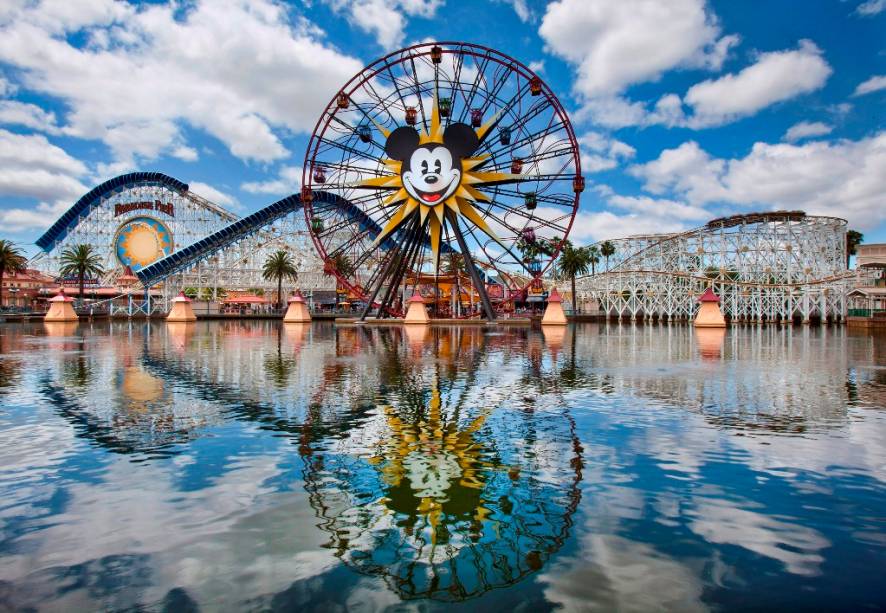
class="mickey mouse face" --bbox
[385,123,480,207]
[403,146,459,205]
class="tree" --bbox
[846,230,863,268]
[330,252,355,278]
[325,253,355,309]
[442,252,465,316]
[58,244,104,307]
[600,240,616,271]
[262,250,298,309]
[587,245,601,276]
[555,241,592,314]
[0,240,27,308]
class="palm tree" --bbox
[846,230,863,268]
[442,252,465,316]
[58,245,104,307]
[587,245,601,275]
[556,241,592,314]
[330,252,355,278]
[0,240,27,308]
[600,240,616,271]
[325,253,355,309]
[262,250,298,310]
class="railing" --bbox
[848,308,886,317]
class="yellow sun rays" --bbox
[358,96,520,262]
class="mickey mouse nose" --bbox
[425,175,439,184]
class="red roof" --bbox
[547,288,563,303]
[408,292,427,303]
[49,288,73,302]
[698,287,720,303]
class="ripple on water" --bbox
[0,321,883,610]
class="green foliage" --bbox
[262,250,298,308]
[600,240,616,270]
[59,244,104,279]
[0,239,27,307]
[556,240,593,313]
[847,229,863,267]
[58,244,104,305]
[556,241,592,280]
[587,245,601,275]
[327,252,355,278]
[262,250,298,284]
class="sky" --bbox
[0,0,883,257]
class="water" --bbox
[0,321,884,611]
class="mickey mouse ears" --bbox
[384,122,479,161]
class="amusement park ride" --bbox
[30,42,853,323]
[302,42,582,321]
[30,42,582,320]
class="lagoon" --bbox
[0,321,884,611]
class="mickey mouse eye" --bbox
[434,159,442,173]
[421,160,428,174]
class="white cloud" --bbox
[628,141,726,202]
[578,131,635,173]
[540,0,737,98]
[0,199,71,232]
[783,121,832,142]
[584,41,832,129]
[855,0,885,16]
[629,133,886,230]
[609,194,710,222]
[241,165,303,195]
[568,209,691,243]
[0,75,16,96]
[322,0,443,49]
[0,128,86,178]
[0,100,59,132]
[496,0,531,22]
[852,75,886,97]
[0,128,89,231]
[0,0,364,165]
[528,60,545,74]
[172,145,198,162]
[681,41,832,127]
[189,181,239,209]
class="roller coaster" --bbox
[575,211,855,323]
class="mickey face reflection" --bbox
[385,123,479,207]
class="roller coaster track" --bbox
[135,190,398,287]
[579,211,848,280]
[35,171,237,252]
[579,268,858,290]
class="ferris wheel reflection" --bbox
[299,327,584,601]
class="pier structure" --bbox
[576,211,856,324]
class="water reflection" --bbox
[300,328,582,600]
[0,321,883,610]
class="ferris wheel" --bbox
[302,42,582,319]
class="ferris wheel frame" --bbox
[302,41,583,317]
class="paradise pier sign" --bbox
[114,200,175,217]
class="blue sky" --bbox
[0,0,883,256]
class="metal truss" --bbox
[575,212,858,323]
[30,175,338,309]
[32,181,237,286]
